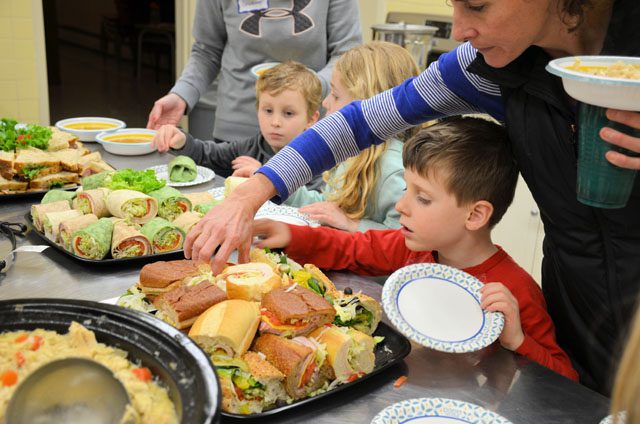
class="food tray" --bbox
[223,321,411,419]
[0,298,220,423]
[1,185,78,200]
[25,212,185,265]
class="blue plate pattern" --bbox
[147,164,215,187]
[371,398,513,424]
[382,263,504,353]
[255,202,320,227]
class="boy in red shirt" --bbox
[252,116,579,381]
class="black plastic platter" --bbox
[0,298,221,423]
[25,212,185,265]
[2,185,78,200]
[222,321,411,419]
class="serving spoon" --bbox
[5,357,130,424]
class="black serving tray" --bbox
[25,211,185,265]
[222,321,411,419]
[2,185,78,200]
[0,298,221,423]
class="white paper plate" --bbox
[147,164,215,187]
[255,202,320,227]
[372,398,513,424]
[382,263,504,353]
[208,187,225,200]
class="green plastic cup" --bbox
[576,103,640,209]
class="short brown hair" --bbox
[403,116,517,228]
[255,61,322,119]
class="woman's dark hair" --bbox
[559,0,594,31]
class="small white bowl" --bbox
[250,62,281,79]
[95,128,157,156]
[55,117,126,142]
[546,56,640,110]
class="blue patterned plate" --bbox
[255,202,320,227]
[147,164,215,187]
[382,263,504,353]
[371,397,513,424]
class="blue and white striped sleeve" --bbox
[258,42,504,202]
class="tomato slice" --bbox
[299,361,316,388]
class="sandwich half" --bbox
[325,290,382,336]
[188,299,261,357]
[217,262,281,301]
[213,351,287,414]
[153,281,227,329]
[309,325,375,382]
[138,259,212,298]
[259,286,335,337]
[252,334,330,400]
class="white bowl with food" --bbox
[250,62,281,79]
[95,128,157,156]
[546,56,640,110]
[55,117,126,142]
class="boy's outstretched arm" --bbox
[252,219,292,250]
[481,282,579,381]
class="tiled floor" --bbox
[48,42,174,129]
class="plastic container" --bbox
[371,23,437,70]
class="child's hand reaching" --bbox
[480,283,525,351]
[252,218,292,250]
[152,125,186,152]
[232,156,262,177]
[299,202,358,232]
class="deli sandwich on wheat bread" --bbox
[188,299,261,357]
[153,281,227,329]
[217,262,282,301]
[259,285,336,337]
[252,334,331,400]
[138,259,212,297]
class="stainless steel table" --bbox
[0,145,611,423]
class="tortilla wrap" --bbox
[31,200,71,231]
[140,217,185,253]
[59,214,99,251]
[149,186,192,221]
[74,188,111,217]
[111,221,152,258]
[185,192,214,208]
[41,189,77,205]
[168,155,198,182]
[171,211,202,234]
[71,218,114,259]
[194,198,224,215]
[107,189,158,224]
[81,171,114,190]
[43,210,83,242]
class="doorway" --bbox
[42,0,176,128]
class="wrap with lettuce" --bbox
[168,155,197,182]
[148,186,192,221]
[185,192,214,208]
[141,217,185,253]
[41,189,77,205]
[71,218,114,259]
[106,189,158,224]
[43,210,83,242]
[194,198,224,215]
[111,220,152,258]
[172,211,202,234]
[31,200,70,231]
[59,214,98,251]
[81,171,114,190]
[73,188,111,217]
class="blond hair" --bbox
[325,42,420,219]
[611,306,640,424]
[255,61,322,119]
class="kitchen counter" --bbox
[0,145,611,423]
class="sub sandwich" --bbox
[216,262,281,301]
[138,259,212,298]
[259,286,335,337]
[153,281,227,329]
[325,289,382,336]
[309,325,375,382]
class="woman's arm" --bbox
[170,0,226,112]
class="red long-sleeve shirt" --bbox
[285,225,579,382]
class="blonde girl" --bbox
[285,41,420,232]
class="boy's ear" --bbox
[465,200,493,231]
[307,110,320,127]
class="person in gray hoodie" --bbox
[152,61,325,191]
[147,0,362,142]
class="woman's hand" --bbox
[147,93,188,129]
[231,156,262,177]
[152,125,186,152]
[184,173,276,274]
[480,283,525,351]
[602,109,640,169]
[252,219,292,250]
[299,202,358,232]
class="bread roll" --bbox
[218,262,281,301]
